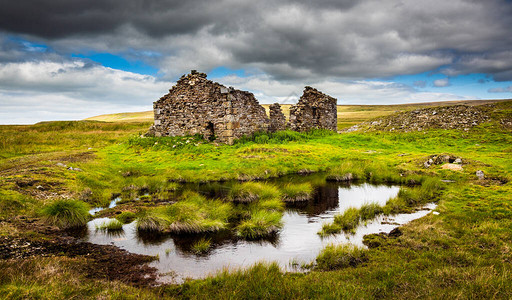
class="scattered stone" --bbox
[453,158,462,164]
[476,170,485,180]
[432,211,440,215]
[56,162,67,167]
[361,104,494,132]
[67,167,82,171]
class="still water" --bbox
[84,181,435,283]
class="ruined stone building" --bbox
[148,71,338,144]
[289,87,337,132]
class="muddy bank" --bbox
[0,218,159,287]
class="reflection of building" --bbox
[148,71,338,144]
[303,183,340,216]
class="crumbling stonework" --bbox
[147,71,269,144]
[148,71,338,144]
[269,103,287,132]
[289,86,337,132]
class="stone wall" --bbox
[147,71,269,144]
[289,86,337,132]
[269,103,287,132]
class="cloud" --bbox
[0,0,511,81]
[433,78,450,87]
[488,86,512,93]
[0,60,172,124]
[213,74,474,105]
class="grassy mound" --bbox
[40,199,90,229]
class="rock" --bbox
[476,170,485,180]
[56,162,67,167]
[67,167,82,171]
[453,158,462,164]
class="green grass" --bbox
[1,100,512,298]
[39,199,90,229]
[281,183,314,202]
[135,192,232,234]
[191,238,212,254]
[95,219,123,232]
[228,182,282,202]
[236,210,282,239]
[115,211,136,224]
[315,244,368,271]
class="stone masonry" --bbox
[289,86,337,132]
[148,71,338,144]
[269,103,287,132]
[148,70,269,144]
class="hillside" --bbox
[85,99,510,129]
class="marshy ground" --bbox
[1,100,511,299]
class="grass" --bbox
[1,100,512,298]
[315,244,368,271]
[40,199,90,229]
[115,211,136,224]
[136,192,232,234]
[191,238,212,254]
[96,219,123,232]
[228,182,282,203]
[281,182,314,202]
[236,210,282,239]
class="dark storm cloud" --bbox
[1,0,512,81]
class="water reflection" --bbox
[84,179,434,283]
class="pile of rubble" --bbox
[353,104,495,132]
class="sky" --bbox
[1,0,512,124]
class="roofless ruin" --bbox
[147,70,337,144]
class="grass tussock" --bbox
[236,210,282,239]
[228,182,281,203]
[96,219,123,232]
[191,238,212,254]
[115,211,137,224]
[135,210,170,232]
[315,244,368,271]
[281,183,314,202]
[136,192,232,234]
[40,199,90,229]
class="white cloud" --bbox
[433,78,450,87]
[0,60,172,124]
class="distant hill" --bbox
[85,99,511,129]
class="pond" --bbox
[84,180,435,283]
